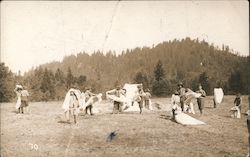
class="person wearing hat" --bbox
[144,88,151,110]
[84,87,96,115]
[196,84,206,115]
[177,82,186,112]
[106,85,125,114]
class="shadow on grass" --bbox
[204,106,215,109]
[159,114,176,123]
[11,110,19,114]
[57,120,71,124]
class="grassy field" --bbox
[0,96,249,157]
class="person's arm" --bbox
[149,93,152,98]
[202,90,206,97]
[234,98,237,105]
[89,91,96,96]
[106,89,115,95]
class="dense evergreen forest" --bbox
[1,38,249,102]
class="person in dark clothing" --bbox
[196,84,206,115]
[234,93,241,112]
[136,84,145,114]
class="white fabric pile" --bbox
[214,88,224,104]
[230,106,241,118]
[106,83,153,112]
[172,104,206,125]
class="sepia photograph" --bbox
[0,1,249,157]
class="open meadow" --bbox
[0,96,249,157]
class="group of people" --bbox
[172,82,206,118]
[106,84,151,114]
[14,81,243,124]
[62,87,102,123]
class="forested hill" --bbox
[19,37,248,101]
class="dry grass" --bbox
[0,96,249,157]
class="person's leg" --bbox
[21,107,24,114]
[118,103,122,113]
[197,99,202,115]
[85,106,89,115]
[172,109,175,120]
[139,101,143,114]
[213,98,217,108]
[113,102,118,114]
[67,110,70,122]
[180,98,184,112]
[73,115,77,123]
[145,100,149,109]
[89,105,93,115]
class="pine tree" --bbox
[66,67,74,89]
[55,68,65,85]
[133,71,149,88]
[152,60,169,96]
[0,63,15,102]
[154,60,165,81]
[228,70,243,94]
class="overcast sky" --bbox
[1,1,249,74]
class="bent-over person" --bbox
[106,85,125,114]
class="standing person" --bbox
[20,87,30,113]
[171,90,181,120]
[106,85,124,114]
[247,96,250,157]
[68,91,79,123]
[177,82,186,112]
[14,85,23,113]
[196,84,206,115]
[84,87,96,115]
[234,93,241,112]
[144,88,151,110]
[136,84,145,114]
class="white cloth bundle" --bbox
[230,106,241,118]
[62,88,83,112]
[172,104,205,125]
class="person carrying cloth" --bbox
[106,85,125,114]
[68,91,79,123]
[14,85,29,114]
[84,87,96,115]
[196,84,206,115]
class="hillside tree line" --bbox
[1,37,249,102]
